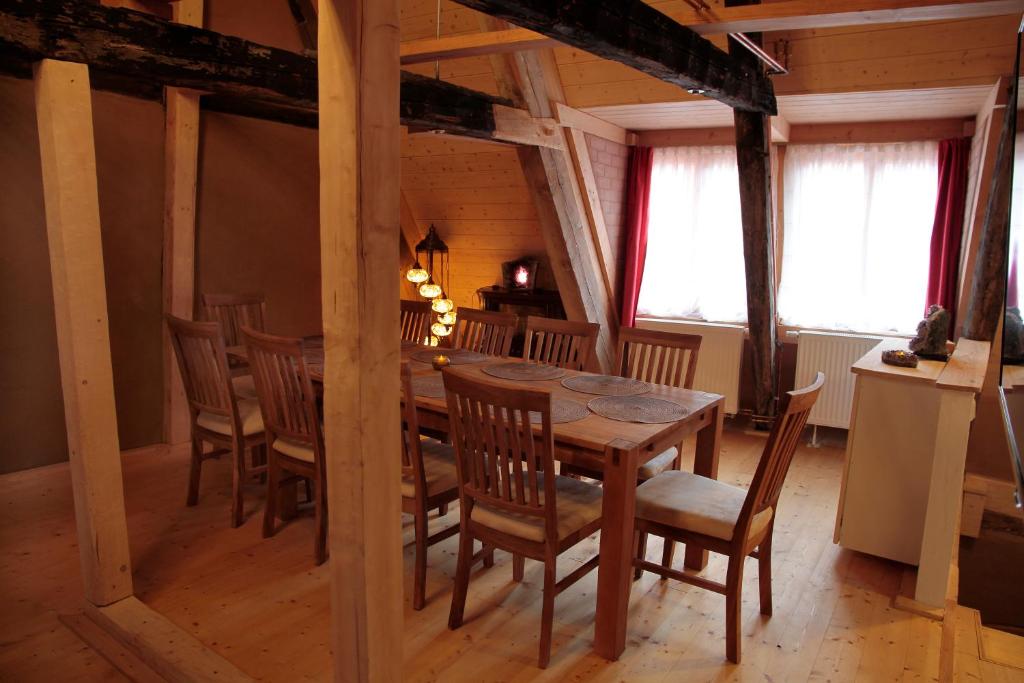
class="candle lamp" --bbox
[431,354,451,370]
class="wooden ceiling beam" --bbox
[1,0,560,144]
[400,28,557,65]
[671,0,1024,35]
[401,1,1023,66]
[2,0,317,107]
[450,0,777,114]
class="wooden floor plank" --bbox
[0,428,966,682]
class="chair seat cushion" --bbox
[231,374,258,400]
[273,436,315,463]
[471,473,603,543]
[635,470,773,543]
[401,438,458,499]
[197,398,263,437]
[637,447,678,480]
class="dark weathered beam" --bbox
[729,0,778,421]
[1,0,317,108]
[286,0,318,52]
[449,0,777,115]
[962,74,1018,340]
[400,70,509,141]
[201,95,319,129]
[0,0,538,140]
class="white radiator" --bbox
[637,319,745,414]
[793,331,885,429]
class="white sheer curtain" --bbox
[777,141,939,334]
[637,146,748,323]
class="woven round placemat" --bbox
[561,374,653,396]
[528,398,590,425]
[410,374,446,399]
[587,395,688,424]
[482,362,567,381]
[410,348,489,365]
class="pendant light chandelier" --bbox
[404,224,455,342]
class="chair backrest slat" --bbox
[243,327,324,460]
[735,372,825,542]
[443,368,555,525]
[400,362,428,496]
[453,309,518,357]
[202,293,266,348]
[615,326,701,389]
[522,316,600,371]
[400,299,433,344]
[166,314,235,417]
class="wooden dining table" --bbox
[228,339,725,661]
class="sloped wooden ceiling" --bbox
[399,0,1018,106]
[401,135,554,309]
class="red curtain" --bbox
[621,146,654,327]
[925,137,971,321]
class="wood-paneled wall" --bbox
[401,135,554,309]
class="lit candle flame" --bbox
[514,266,529,286]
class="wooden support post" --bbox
[962,75,1018,341]
[318,1,403,681]
[957,79,1008,328]
[485,41,618,371]
[729,0,778,421]
[564,127,618,303]
[34,58,133,606]
[162,0,202,445]
[84,597,252,682]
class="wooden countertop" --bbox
[936,339,988,393]
[851,337,989,394]
[1003,364,1024,391]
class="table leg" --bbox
[594,440,640,660]
[685,402,724,570]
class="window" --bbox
[637,146,748,323]
[777,142,939,334]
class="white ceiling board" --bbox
[583,86,994,130]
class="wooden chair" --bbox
[400,299,433,344]
[242,327,328,565]
[562,326,701,490]
[616,327,703,572]
[452,308,517,357]
[617,326,702,480]
[443,369,603,668]
[166,315,267,528]
[400,363,460,609]
[201,293,267,348]
[632,372,825,663]
[522,316,600,371]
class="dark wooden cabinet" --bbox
[476,287,565,319]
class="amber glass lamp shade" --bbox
[418,280,442,299]
[406,261,429,284]
[431,297,454,314]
